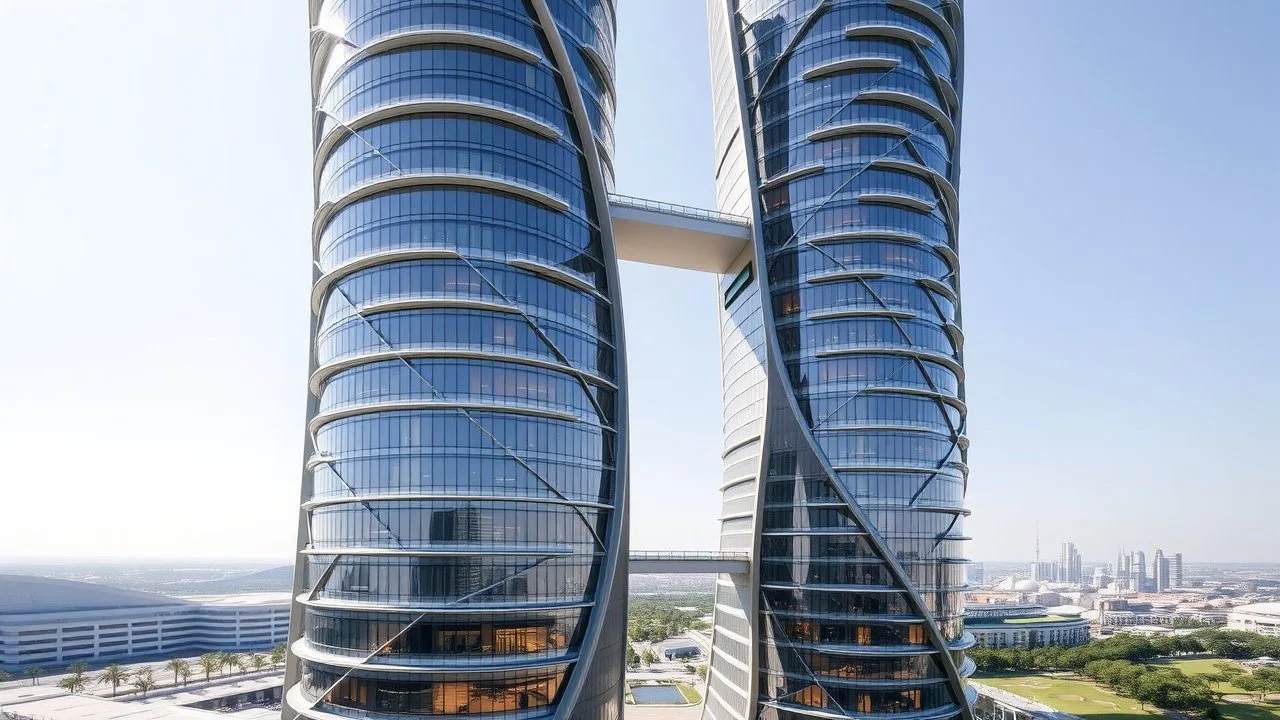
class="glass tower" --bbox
[285,2,627,720]
[704,2,974,719]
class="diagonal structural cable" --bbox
[316,108,404,177]
[764,120,937,263]
[450,252,614,431]
[287,554,561,720]
[316,271,607,550]
[308,458,408,551]
[756,591,850,715]
[809,357,915,431]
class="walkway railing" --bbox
[608,193,751,227]
[629,551,751,562]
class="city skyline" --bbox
[1,0,1279,565]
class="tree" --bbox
[58,674,88,694]
[165,659,191,687]
[96,664,130,697]
[626,645,641,668]
[66,663,90,676]
[641,649,658,667]
[270,645,287,670]
[696,665,708,682]
[0,669,11,683]
[24,667,46,686]
[132,669,159,699]
[199,653,221,682]
[250,654,268,673]
[233,655,249,676]
[1214,661,1245,680]
[178,665,192,687]
[220,652,241,677]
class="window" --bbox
[724,263,753,308]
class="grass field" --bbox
[1148,658,1255,695]
[979,666,1280,720]
[677,682,703,704]
[977,673,1159,720]
[1145,658,1280,720]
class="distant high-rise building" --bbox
[1154,549,1167,592]
[1058,541,1082,583]
[1171,553,1184,588]
[1132,550,1147,591]
[970,563,986,587]
[1032,561,1056,582]
[1092,567,1110,589]
[1115,551,1131,591]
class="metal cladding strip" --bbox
[313,98,563,179]
[303,493,612,512]
[716,1,769,716]
[290,637,577,674]
[308,348,617,396]
[285,2,335,700]
[525,3,629,720]
[722,3,974,719]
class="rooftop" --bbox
[0,576,291,617]
[967,614,1085,626]
[0,575,186,615]
[1232,602,1280,617]
[179,592,292,607]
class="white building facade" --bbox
[0,576,289,670]
[1227,603,1280,637]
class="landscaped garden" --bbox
[625,680,702,706]
[978,673,1159,720]
[972,631,1280,720]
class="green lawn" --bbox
[977,673,1159,720]
[1147,658,1254,695]
[979,668,1280,720]
[677,682,703,704]
[1219,702,1280,720]
[1145,658,1280,720]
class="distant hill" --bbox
[174,565,294,594]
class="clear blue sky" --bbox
[0,1,1276,563]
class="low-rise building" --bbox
[1228,603,1280,637]
[0,575,290,670]
[654,638,702,661]
[966,603,1090,649]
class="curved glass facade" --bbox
[704,1,973,720]
[288,1,625,719]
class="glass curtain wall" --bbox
[288,2,624,719]
[721,1,975,718]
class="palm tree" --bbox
[177,665,192,687]
[0,669,11,683]
[66,663,90,676]
[24,667,46,686]
[249,654,268,673]
[233,655,249,676]
[269,645,287,670]
[198,653,220,682]
[96,664,131,697]
[221,652,240,677]
[164,659,190,688]
[131,669,158,699]
[57,674,87,694]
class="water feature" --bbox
[630,684,687,705]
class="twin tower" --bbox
[285,2,972,720]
